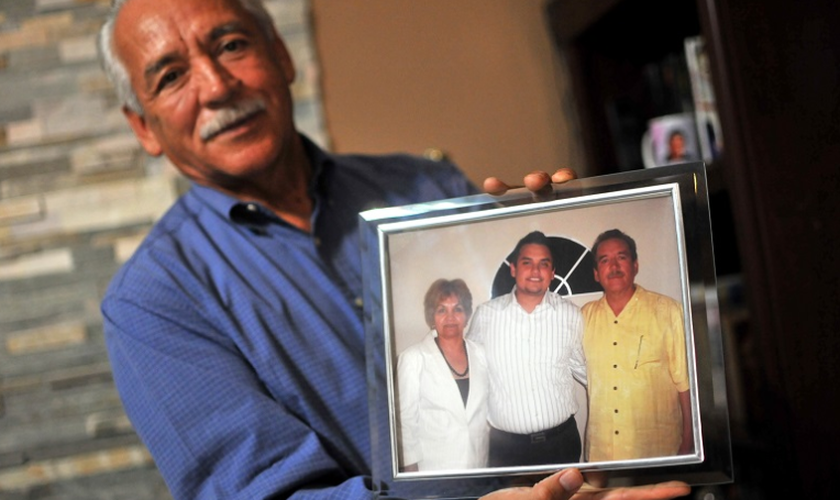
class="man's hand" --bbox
[483,168,578,196]
[480,469,690,500]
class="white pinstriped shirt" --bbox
[467,288,587,434]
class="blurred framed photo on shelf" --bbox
[685,36,724,162]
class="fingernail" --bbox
[559,469,583,491]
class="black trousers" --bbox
[488,416,581,467]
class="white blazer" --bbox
[397,330,489,471]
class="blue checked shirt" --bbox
[101,135,477,499]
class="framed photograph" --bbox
[359,162,733,499]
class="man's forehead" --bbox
[115,0,250,37]
[114,0,254,64]
[596,238,631,256]
[118,0,243,12]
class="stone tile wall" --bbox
[0,1,328,498]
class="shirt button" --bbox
[613,364,618,368]
[246,203,258,212]
[614,409,619,413]
[354,297,364,308]
[613,386,618,390]
[314,237,322,247]
[613,341,618,346]
[614,430,619,435]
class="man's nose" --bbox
[195,58,238,104]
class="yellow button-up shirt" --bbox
[581,285,690,461]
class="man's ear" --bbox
[593,268,600,284]
[123,106,163,157]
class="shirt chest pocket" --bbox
[633,334,663,369]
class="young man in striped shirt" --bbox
[468,231,587,467]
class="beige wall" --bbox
[310,0,586,186]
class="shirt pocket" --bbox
[633,334,662,369]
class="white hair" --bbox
[96,0,278,115]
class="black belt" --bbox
[492,415,576,444]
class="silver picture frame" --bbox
[359,162,733,499]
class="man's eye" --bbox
[221,39,247,52]
[157,71,180,90]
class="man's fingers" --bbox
[483,176,511,195]
[575,481,691,500]
[532,469,584,500]
[483,168,578,197]
[556,469,585,496]
[523,171,553,193]
[551,167,577,183]
[520,168,578,193]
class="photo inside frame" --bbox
[359,162,733,499]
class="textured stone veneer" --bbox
[0,1,328,498]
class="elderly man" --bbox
[582,229,693,462]
[96,0,689,498]
[467,231,587,467]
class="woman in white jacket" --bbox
[398,278,489,472]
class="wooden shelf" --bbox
[547,0,702,175]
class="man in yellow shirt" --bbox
[581,229,693,462]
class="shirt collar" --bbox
[504,286,551,311]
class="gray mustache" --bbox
[199,99,267,141]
